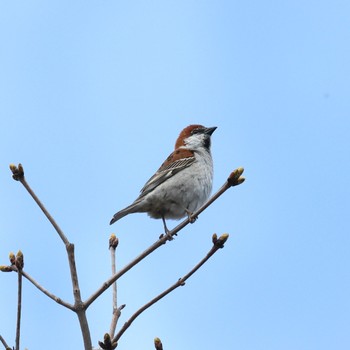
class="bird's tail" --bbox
[109,203,139,225]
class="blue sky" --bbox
[1,1,350,349]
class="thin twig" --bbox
[113,233,229,343]
[85,168,244,308]
[85,236,167,308]
[4,265,74,310]
[109,235,120,338]
[19,177,70,246]
[3,265,75,310]
[21,269,75,310]
[9,164,93,350]
[0,335,10,349]
[111,247,117,308]
[14,251,24,350]
[66,243,92,350]
[15,271,22,350]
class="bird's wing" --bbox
[138,149,195,198]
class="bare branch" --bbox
[15,272,22,350]
[109,234,120,338]
[9,164,93,350]
[10,164,69,246]
[113,233,229,343]
[23,269,75,310]
[2,264,75,310]
[86,168,244,308]
[15,251,24,350]
[66,243,93,350]
[7,163,244,349]
[85,235,168,308]
[0,335,10,350]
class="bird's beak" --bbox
[204,126,217,136]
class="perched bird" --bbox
[110,124,216,237]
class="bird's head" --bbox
[175,124,217,151]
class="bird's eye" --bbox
[191,128,201,135]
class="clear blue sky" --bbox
[1,1,349,349]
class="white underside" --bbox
[133,149,213,219]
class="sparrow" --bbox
[110,124,216,237]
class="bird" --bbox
[110,124,216,238]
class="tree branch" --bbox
[7,163,245,349]
[85,168,244,308]
[1,266,76,311]
[108,235,122,338]
[10,164,69,246]
[9,164,93,350]
[113,233,230,344]
[66,243,92,350]
[21,269,75,310]
[0,335,10,350]
[15,272,22,350]
[15,251,24,350]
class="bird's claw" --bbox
[159,230,176,241]
[166,230,174,240]
[189,214,198,223]
[185,210,198,224]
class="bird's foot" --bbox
[159,230,176,241]
[160,216,176,241]
[185,209,198,224]
[166,229,175,240]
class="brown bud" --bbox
[9,252,16,265]
[103,333,112,347]
[109,234,119,249]
[98,341,107,350]
[236,176,245,185]
[219,233,229,241]
[98,333,113,350]
[227,167,245,187]
[154,337,163,350]
[15,250,24,270]
[9,164,17,172]
[214,233,229,248]
[9,163,25,181]
[0,265,13,272]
